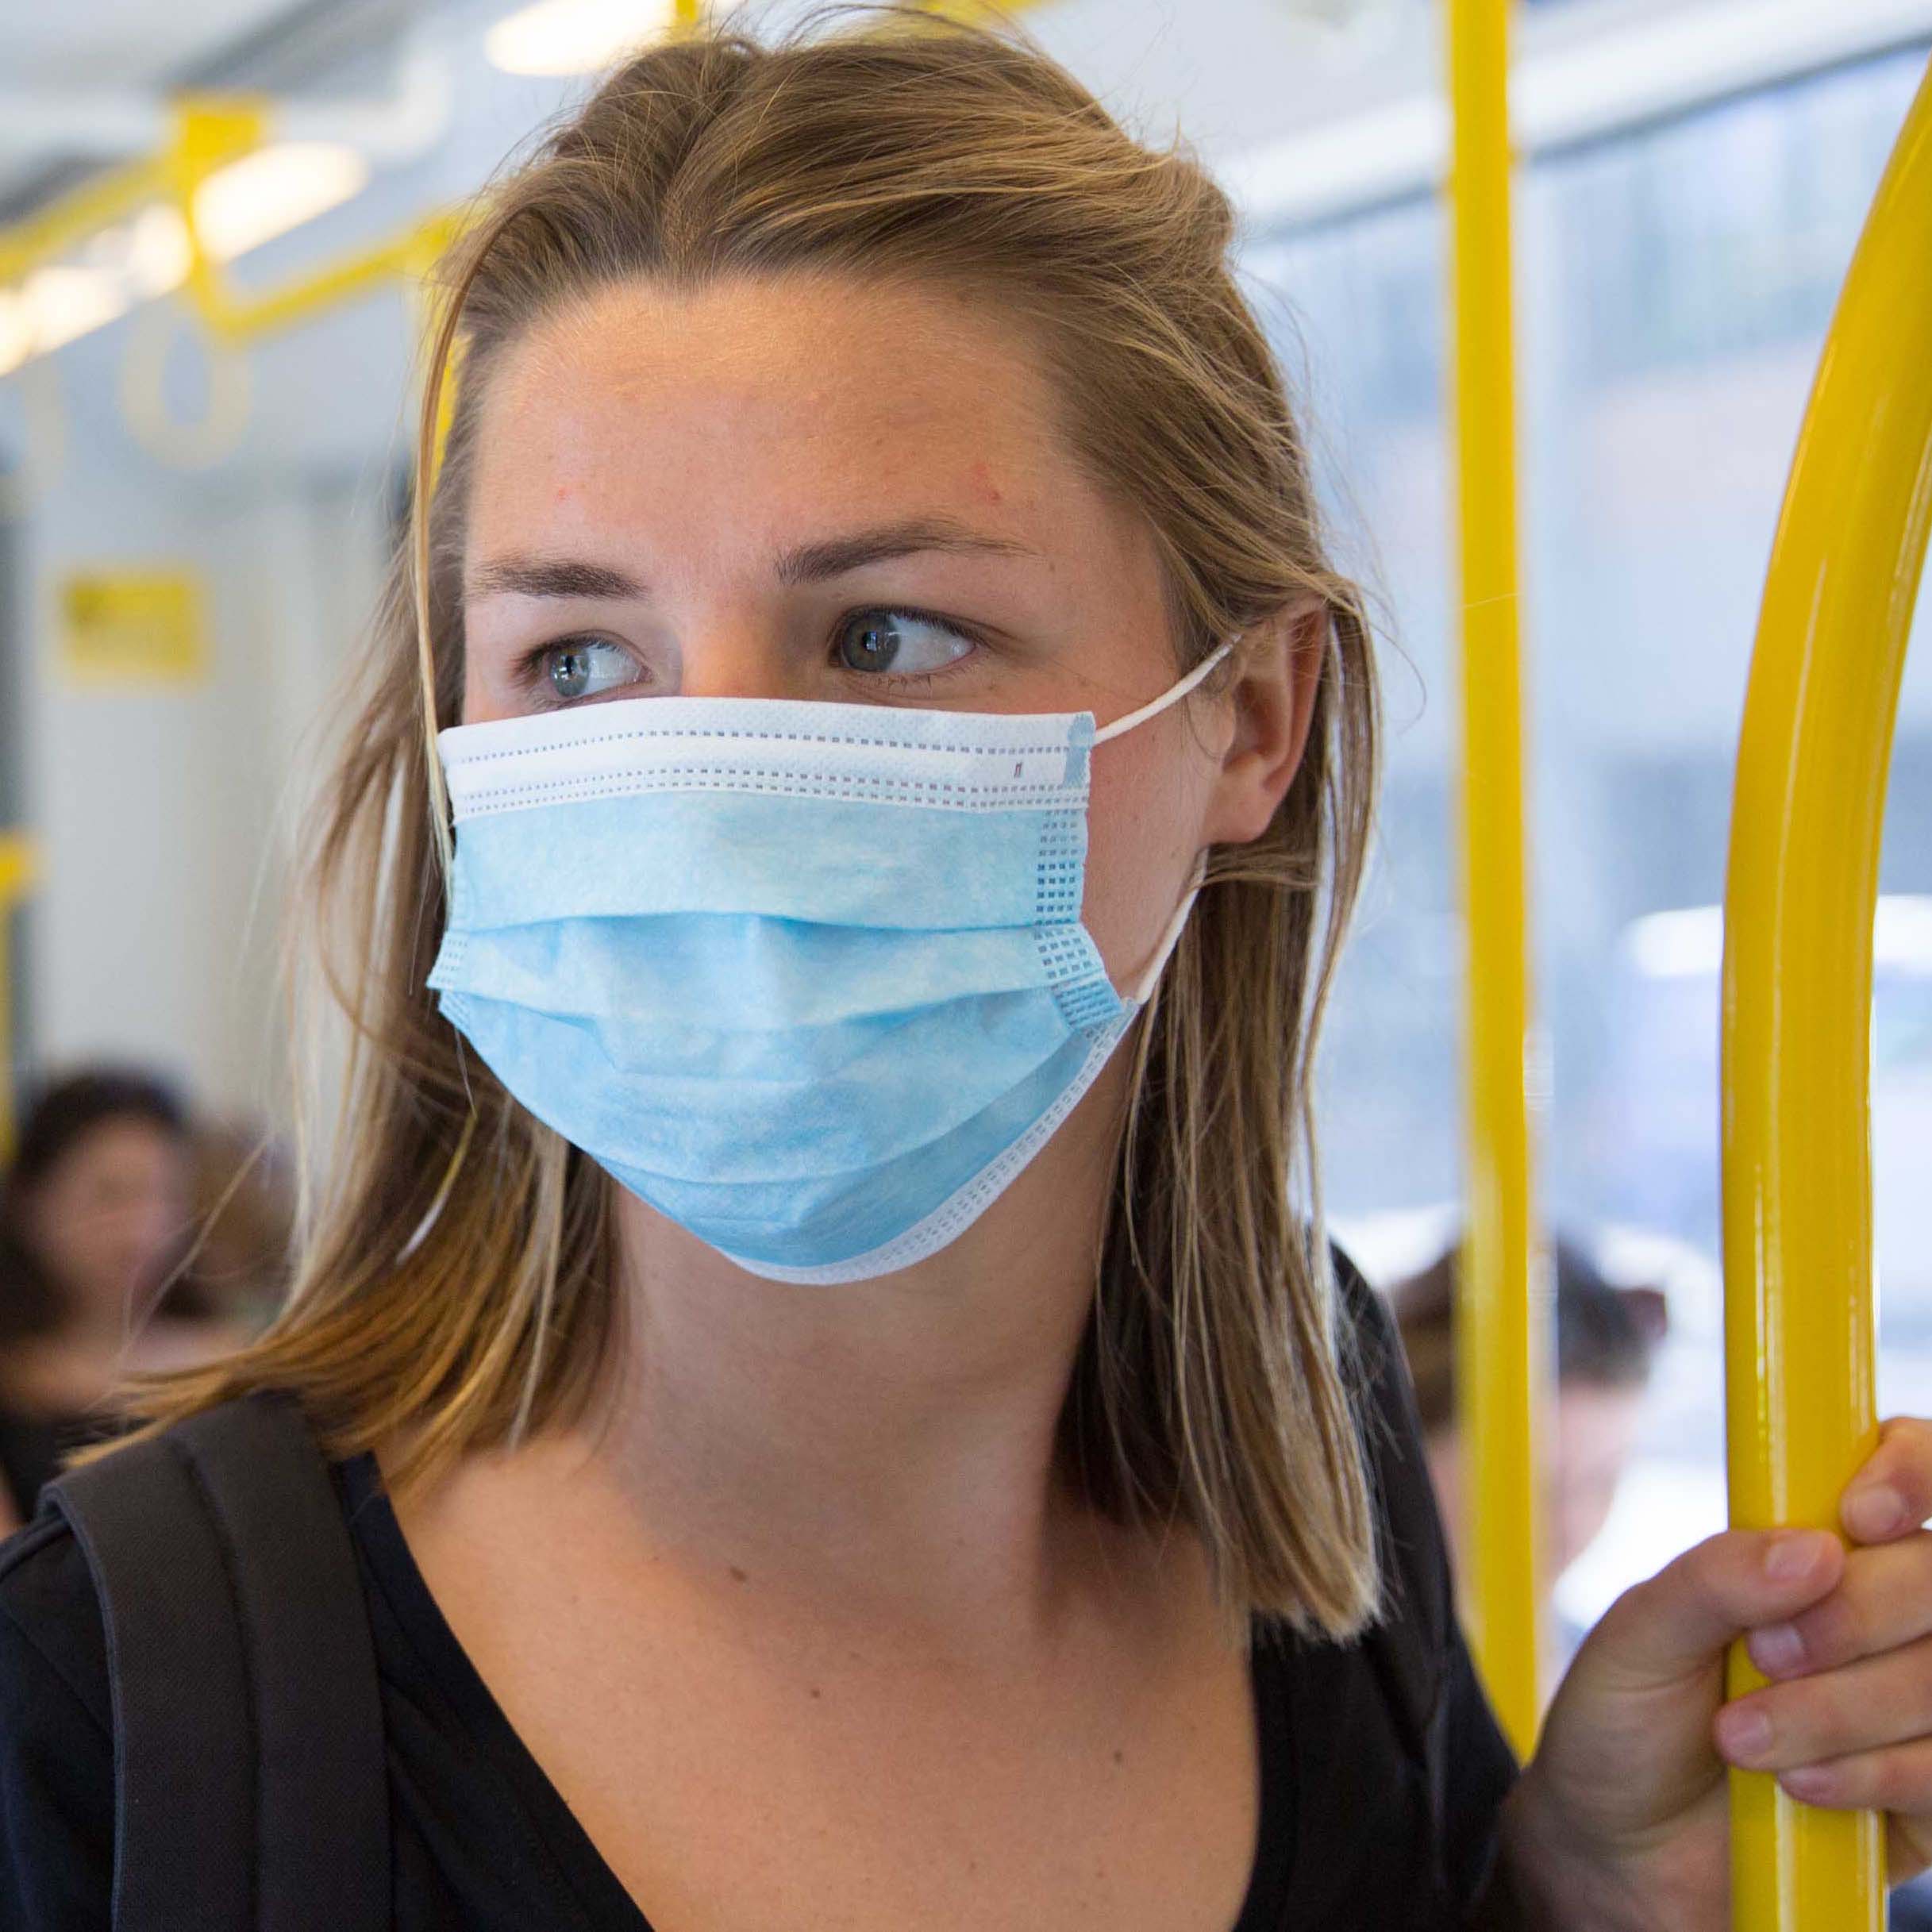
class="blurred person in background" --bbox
[0,1069,246,1530]
[187,1116,298,1333]
[1388,1233,1668,1674]
[1389,1236,1932,1932]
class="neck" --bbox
[568,1061,1133,1635]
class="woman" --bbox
[4,11,1930,1926]
[0,1069,237,1530]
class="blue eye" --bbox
[835,609,976,677]
[541,638,643,702]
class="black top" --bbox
[0,1270,1522,1930]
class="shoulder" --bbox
[0,1509,110,1736]
[0,1391,372,1927]
[0,1511,115,1929]
[1328,1240,1441,1588]
[0,1386,344,1733]
[1330,1238,1411,1411]
[1320,1238,1464,1746]
[1291,1243,1524,1916]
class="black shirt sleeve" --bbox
[0,1515,116,1930]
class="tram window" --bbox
[1245,37,1932,1634]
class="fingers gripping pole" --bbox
[1721,54,1932,1932]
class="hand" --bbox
[1501,1415,1932,1929]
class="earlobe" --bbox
[1204,601,1327,848]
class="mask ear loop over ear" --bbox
[1127,849,1210,1006]
[1091,636,1237,1006]
[1091,638,1234,745]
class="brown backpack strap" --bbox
[45,1389,389,1932]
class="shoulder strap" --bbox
[44,1388,390,1932]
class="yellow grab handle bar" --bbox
[1446,0,1546,1764]
[1721,52,1932,1932]
[0,832,38,1162]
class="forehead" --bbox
[464,272,1107,552]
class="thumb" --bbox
[1590,1526,1844,1688]
[1532,1526,1845,1852]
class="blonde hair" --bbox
[102,2,1386,1641]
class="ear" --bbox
[1200,598,1327,848]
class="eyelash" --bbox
[510,606,985,705]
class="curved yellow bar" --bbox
[0,831,39,1161]
[1446,0,1545,1764]
[1722,53,1932,1932]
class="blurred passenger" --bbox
[0,1070,244,1528]
[187,1117,298,1332]
[1389,1233,1668,1668]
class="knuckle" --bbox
[1784,1756,1866,1807]
[1792,1595,1851,1667]
[1868,1749,1932,1813]
[1883,1417,1932,1480]
[1775,1682,1837,1756]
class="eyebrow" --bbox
[464,516,1037,602]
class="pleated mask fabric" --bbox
[426,645,1229,1284]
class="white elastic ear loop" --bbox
[1127,851,1210,1006]
[1091,638,1234,745]
[1093,640,1232,1004]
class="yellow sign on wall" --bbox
[59,570,208,686]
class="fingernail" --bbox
[1844,1484,1904,1539]
[1750,1621,1806,1674]
[1719,1704,1774,1762]
[1764,1530,1827,1581]
[1780,1765,1835,1801]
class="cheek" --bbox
[1079,730,1219,985]
[22,1191,99,1293]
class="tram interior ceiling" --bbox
[0,0,1930,1928]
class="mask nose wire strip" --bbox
[1090,639,1234,745]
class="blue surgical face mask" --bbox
[426,641,1232,1284]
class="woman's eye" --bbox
[537,638,643,702]
[834,609,976,677]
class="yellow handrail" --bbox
[0,156,174,291]
[0,0,1020,356]
[0,832,37,1162]
[0,91,460,360]
[1721,51,1932,1932]
[165,98,466,348]
[1445,0,1545,1763]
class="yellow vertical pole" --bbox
[1721,54,1932,1932]
[1445,0,1545,1762]
[0,833,37,1161]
